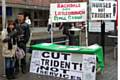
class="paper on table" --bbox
[57,46,66,49]
[87,44,99,49]
[41,43,52,46]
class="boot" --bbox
[6,68,12,80]
[21,65,27,74]
[11,68,16,79]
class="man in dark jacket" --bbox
[15,13,30,74]
[59,22,72,36]
[59,22,75,45]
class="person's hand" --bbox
[3,39,8,43]
[3,37,10,43]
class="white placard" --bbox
[30,50,96,80]
[89,21,101,32]
[105,21,115,32]
[89,21,115,32]
[90,1,117,20]
[50,2,87,23]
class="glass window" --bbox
[33,10,49,27]
[34,21,38,27]
[34,11,38,19]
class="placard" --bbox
[50,2,87,23]
[90,1,116,20]
[89,21,101,32]
[30,50,96,80]
[89,21,115,32]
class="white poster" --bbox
[82,54,96,80]
[89,21,101,32]
[90,1,117,20]
[50,2,87,23]
[105,21,115,32]
[89,21,115,32]
[30,50,96,80]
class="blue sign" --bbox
[0,7,12,16]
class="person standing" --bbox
[59,22,72,36]
[1,20,17,80]
[59,22,75,45]
[15,13,30,74]
[25,16,31,26]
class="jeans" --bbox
[5,57,15,78]
[5,57,14,69]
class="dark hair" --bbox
[18,13,25,17]
[17,13,25,21]
[8,20,15,26]
[7,20,15,33]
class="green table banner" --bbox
[31,43,104,72]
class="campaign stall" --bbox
[30,43,104,80]
[49,2,88,45]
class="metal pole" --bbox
[51,23,53,43]
[2,0,6,77]
[101,21,105,59]
[85,1,89,46]
[2,0,6,29]
[85,24,88,46]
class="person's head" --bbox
[26,16,29,20]
[7,20,15,31]
[17,13,25,23]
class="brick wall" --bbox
[6,0,86,7]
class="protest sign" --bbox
[50,2,87,23]
[90,1,116,20]
[89,21,114,32]
[30,50,96,80]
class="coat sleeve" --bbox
[1,29,7,41]
[24,24,30,44]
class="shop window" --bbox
[33,10,49,27]
[34,21,38,27]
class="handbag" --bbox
[15,47,25,59]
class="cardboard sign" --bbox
[90,1,116,20]
[50,2,87,23]
[30,50,96,80]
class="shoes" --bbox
[7,75,16,80]
[15,67,27,74]
[15,68,19,75]
[21,67,27,74]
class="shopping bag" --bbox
[15,47,25,59]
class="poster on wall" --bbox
[50,2,87,23]
[30,50,96,80]
[89,21,101,32]
[89,21,115,32]
[90,1,116,20]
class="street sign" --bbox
[50,2,87,23]
[30,50,96,80]
[90,1,116,20]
